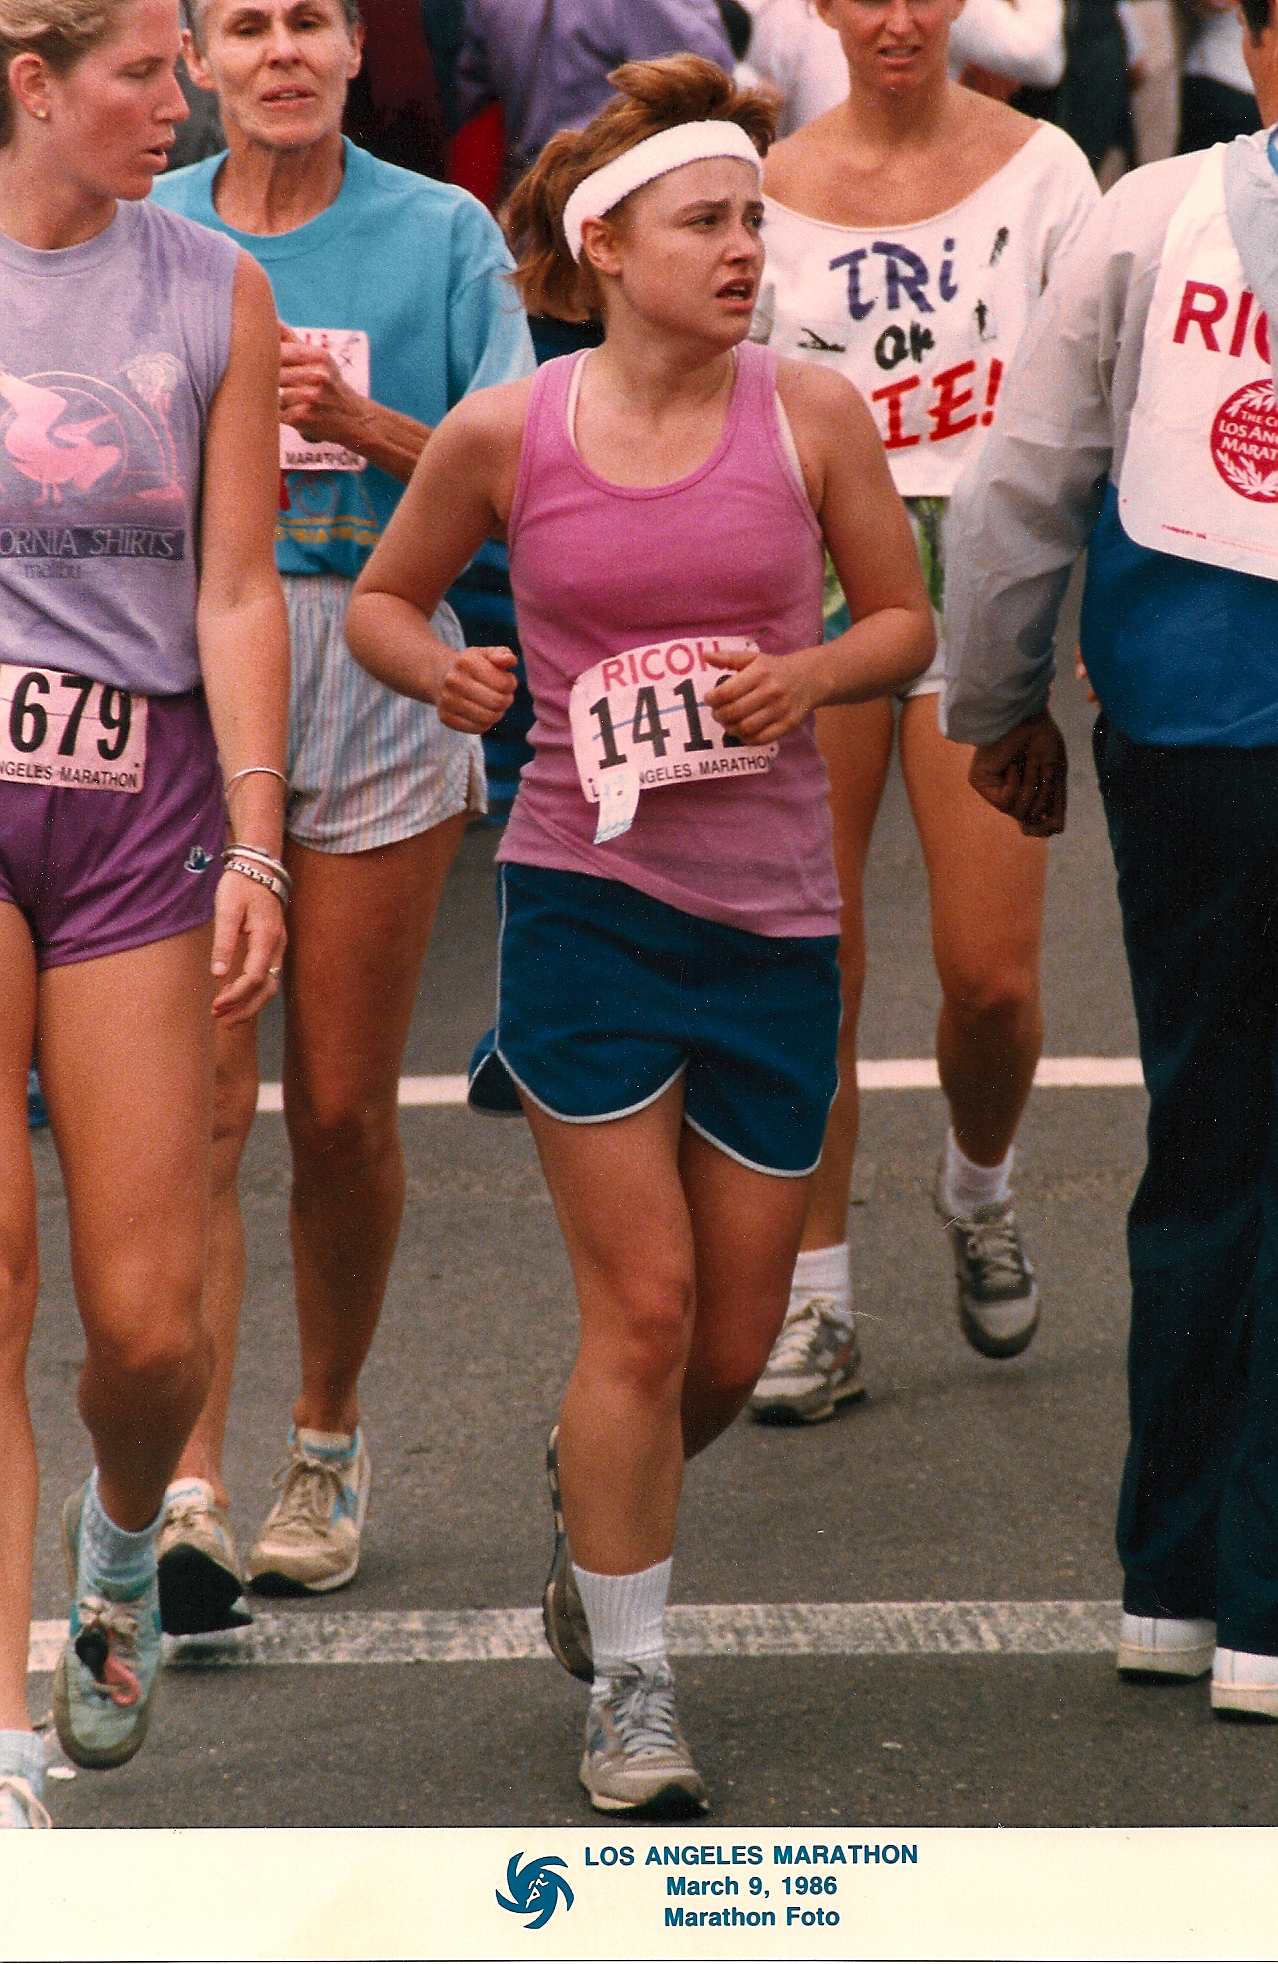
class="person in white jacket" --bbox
[740,0,1063,136]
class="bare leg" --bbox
[800,699,894,1250]
[38,927,217,1532]
[679,1129,810,1456]
[526,1087,815,1569]
[525,1084,693,1574]
[171,1017,259,1506]
[900,695,1046,1167]
[283,816,467,1435]
[0,907,39,1732]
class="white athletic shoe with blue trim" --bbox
[246,1427,371,1594]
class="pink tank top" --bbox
[498,340,839,939]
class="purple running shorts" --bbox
[0,687,225,969]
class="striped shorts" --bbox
[284,574,486,854]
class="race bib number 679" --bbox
[0,665,147,792]
[569,635,776,843]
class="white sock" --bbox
[573,1559,672,1679]
[791,1243,852,1326]
[939,1129,1013,1217]
[80,1469,163,1594]
[0,1730,45,1797]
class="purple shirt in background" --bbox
[456,0,735,174]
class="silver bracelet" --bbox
[223,857,289,907]
[225,766,289,794]
[223,843,291,892]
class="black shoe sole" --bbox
[958,1298,1040,1360]
[158,1546,253,1635]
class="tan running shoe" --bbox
[158,1479,251,1636]
[246,1427,371,1595]
[580,1664,709,1819]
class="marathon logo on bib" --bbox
[1119,149,1278,576]
[280,328,370,474]
[0,664,146,791]
[569,636,775,844]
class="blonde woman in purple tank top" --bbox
[0,0,287,1812]
[347,55,934,1818]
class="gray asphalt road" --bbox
[24,655,1278,1834]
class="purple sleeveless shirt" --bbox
[499,340,839,939]
[0,199,237,696]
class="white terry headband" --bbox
[562,120,763,262]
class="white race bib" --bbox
[568,636,775,844]
[0,665,147,791]
[280,328,370,474]
[1119,149,1278,579]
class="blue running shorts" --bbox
[469,864,840,1178]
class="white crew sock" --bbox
[80,1469,163,1594]
[939,1129,1013,1217]
[573,1558,672,1679]
[0,1729,45,1795]
[791,1243,852,1326]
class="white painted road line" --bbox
[28,1601,1121,1672]
[256,1061,1143,1111]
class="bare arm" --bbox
[198,251,291,1020]
[706,363,935,743]
[345,379,533,729]
[279,327,429,484]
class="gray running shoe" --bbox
[543,1425,593,1683]
[580,1663,709,1818]
[934,1177,1039,1358]
[749,1294,865,1423]
[158,1479,252,1636]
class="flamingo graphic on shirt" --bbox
[0,371,121,504]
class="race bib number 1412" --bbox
[569,635,775,844]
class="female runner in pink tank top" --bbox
[347,54,933,1818]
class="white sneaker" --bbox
[1211,1647,1278,1719]
[247,1428,371,1595]
[0,1777,51,1829]
[933,1170,1040,1359]
[1116,1612,1216,1679]
[749,1293,865,1424]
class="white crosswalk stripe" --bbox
[256,1061,1144,1112]
[28,1600,1121,1672]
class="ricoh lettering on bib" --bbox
[1119,149,1278,579]
[569,636,775,844]
[0,665,147,791]
[280,329,370,473]
[754,132,1097,496]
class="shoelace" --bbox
[268,1449,350,1529]
[953,1207,1029,1293]
[0,1776,52,1830]
[603,1669,683,1760]
[74,1595,142,1705]
[163,1494,222,1537]
[767,1295,845,1374]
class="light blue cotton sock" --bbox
[80,1469,162,1596]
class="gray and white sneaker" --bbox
[749,1294,865,1424]
[934,1178,1039,1359]
[580,1663,709,1818]
[543,1425,593,1683]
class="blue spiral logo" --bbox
[495,1852,575,1931]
